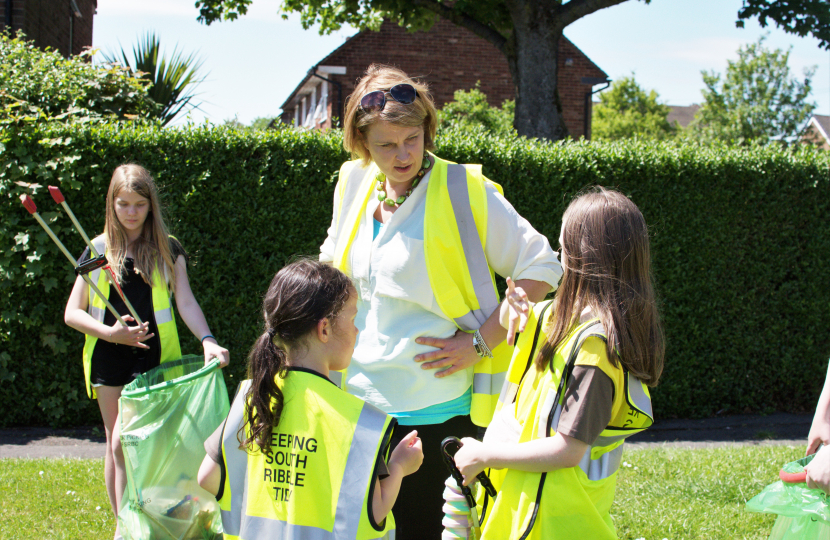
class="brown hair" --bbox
[343,64,438,165]
[536,187,665,386]
[240,258,354,454]
[104,164,177,293]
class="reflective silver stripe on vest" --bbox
[221,380,251,537]
[537,388,558,437]
[578,444,624,481]
[154,307,174,325]
[333,402,388,539]
[473,372,505,400]
[89,305,105,323]
[497,381,519,408]
[335,164,374,249]
[627,373,653,418]
[329,370,343,388]
[446,164,499,330]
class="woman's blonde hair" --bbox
[104,164,178,293]
[536,187,665,387]
[343,64,438,165]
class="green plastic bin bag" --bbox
[117,356,231,540]
[747,453,830,540]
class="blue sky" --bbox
[91,0,830,126]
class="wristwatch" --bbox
[472,329,494,358]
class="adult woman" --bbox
[319,64,562,538]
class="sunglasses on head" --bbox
[359,83,418,113]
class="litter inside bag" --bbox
[747,453,830,540]
[118,356,230,540]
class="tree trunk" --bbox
[504,1,568,140]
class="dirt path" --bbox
[0,412,814,459]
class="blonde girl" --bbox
[454,187,665,540]
[64,164,229,540]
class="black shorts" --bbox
[90,341,161,388]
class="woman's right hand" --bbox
[390,430,423,477]
[500,277,534,346]
[106,316,154,348]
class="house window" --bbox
[304,87,317,128]
[315,83,328,125]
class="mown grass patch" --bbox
[0,445,807,539]
[0,458,113,539]
[614,444,803,539]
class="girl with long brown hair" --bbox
[454,187,664,540]
[197,259,423,538]
[64,163,229,540]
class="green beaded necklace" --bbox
[376,153,433,207]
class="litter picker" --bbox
[47,185,143,324]
[441,436,498,540]
[20,193,129,327]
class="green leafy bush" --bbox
[1,122,828,426]
[0,32,157,126]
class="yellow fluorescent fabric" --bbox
[479,300,653,540]
[331,154,509,427]
[219,370,395,540]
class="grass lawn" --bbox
[0,444,805,539]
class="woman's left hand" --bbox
[414,329,480,378]
[203,339,230,368]
[453,437,488,486]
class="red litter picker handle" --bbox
[48,185,65,204]
[21,194,38,214]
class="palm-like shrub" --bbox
[101,33,205,126]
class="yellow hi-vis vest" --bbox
[219,369,397,540]
[331,154,511,427]
[478,300,654,540]
[81,235,182,398]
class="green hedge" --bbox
[1,123,828,426]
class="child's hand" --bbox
[107,317,153,348]
[390,430,423,477]
[500,277,533,346]
[203,339,230,368]
[453,437,488,486]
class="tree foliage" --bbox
[737,0,830,50]
[438,83,515,137]
[591,76,676,141]
[690,37,816,145]
[191,0,650,141]
[100,33,206,126]
[0,32,156,127]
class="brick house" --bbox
[2,0,96,57]
[280,19,608,139]
[800,115,830,150]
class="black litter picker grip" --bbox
[441,436,497,500]
[75,254,108,276]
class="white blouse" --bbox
[320,167,562,413]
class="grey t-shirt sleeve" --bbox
[556,365,615,445]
